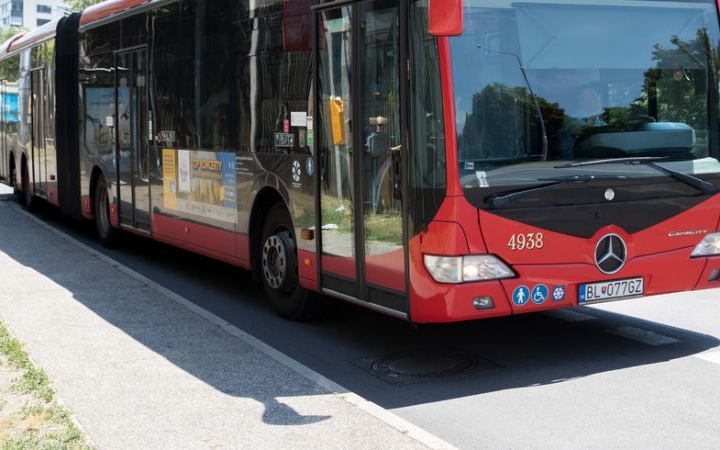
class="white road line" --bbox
[606,326,680,346]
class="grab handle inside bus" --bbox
[429,0,463,36]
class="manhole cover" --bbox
[387,353,459,374]
[354,347,498,385]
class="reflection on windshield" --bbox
[452,0,720,192]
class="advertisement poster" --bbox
[162,149,177,210]
[1,91,18,122]
[162,149,237,224]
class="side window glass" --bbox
[361,0,403,253]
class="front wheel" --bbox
[260,204,324,320]
[94,175,119,247]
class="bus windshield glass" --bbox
[451,0,720,205]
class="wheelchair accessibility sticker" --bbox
[531,284,549,304]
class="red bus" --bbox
[2,0,720,323]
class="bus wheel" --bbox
[260,204,322,320]
[94,175,118,247]
[21,163,38,211]
[10,162,20,204]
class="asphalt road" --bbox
[15,198,720,449]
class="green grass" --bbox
[0,329,26,368]
[363,209,403,245]
[14,367,54,403]
[0,320,94,450]
[320,195,403,246]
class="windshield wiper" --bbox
[555,156,715,193]
[486,157,716,208]
[485,174,626,207]
[555,156,676,168]
[486,181,562,207]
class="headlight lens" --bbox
[691,232,720,257]
[423,254,515,283]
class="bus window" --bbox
[361,1,402,254]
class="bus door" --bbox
[314,0,408,317]
[114,48,150,231]
[0,82,9,182]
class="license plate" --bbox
[578,277,644,304]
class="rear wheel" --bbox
[10,161,20,204]
[260,203,324,320]
[21,162,38,211]
[94,175,119,247]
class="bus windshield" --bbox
[451,0,720,204]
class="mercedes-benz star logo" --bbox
[595,234,627,274]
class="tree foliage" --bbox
[647,29,720,132]
[0,28,23,81]
[0,27,19,45]
[65,0,104,12]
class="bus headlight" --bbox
[691,232,720,257]
[423,254,515,283]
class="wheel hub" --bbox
[262,232,289,289]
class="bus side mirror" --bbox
[429,0,463,36]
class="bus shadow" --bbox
[0,195,332,427]
[1,193,719,418]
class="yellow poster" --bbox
[162,149,177,210]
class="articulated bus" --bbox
[2,0,720,323]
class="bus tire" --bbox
[94,175,119,247]
[10,160,21,204]
[260,204,323,320]
[21,162,38,211]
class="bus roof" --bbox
[80,0,150,26]
[6,19,61,54]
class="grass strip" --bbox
[0,320,94,449]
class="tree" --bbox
[0,27,19,44]
[646,29,720,131]
[458,83,554,163]
[0,28,24,81]
[65,0,104,12]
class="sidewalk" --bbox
[0,187,452,450]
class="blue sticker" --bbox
[531,284,549,304]
[512,285,530,306]
[306,157,315,176]
[551,286,566,302]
